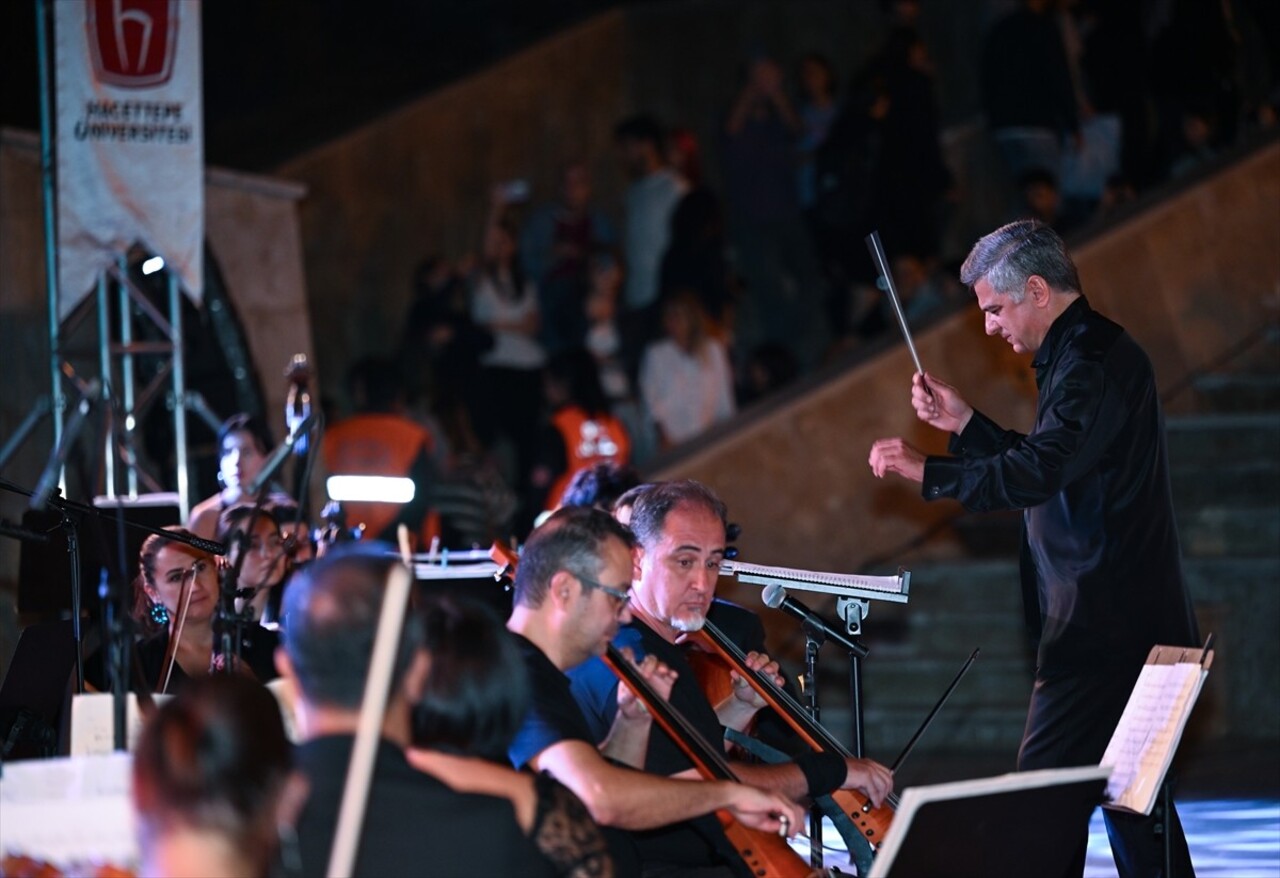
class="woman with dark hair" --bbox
[133,673,292,877]
[189,413,294,540]
[408,597,612,878]
[90,527,279,694]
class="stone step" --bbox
[1192,373,1280,413]
[1165,413,1280,467]
[1171,461,1280,509]
[861,704,1029,754]
[1178,503,1280,557]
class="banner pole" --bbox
[35,0,66,484]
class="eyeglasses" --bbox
[573,572,632,611]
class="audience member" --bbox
[980,0,1080,186]
[401,254,492,453]
[521,162,616,356]
[659,184,735,334]
[469,201,547,527]
[409,596,612,877]
[320,356,440,547]
[723,53,827,369]
[278,547,546,876]
[614,114,688,381]
[796,53,841,213]
[638,290,736,449]
[133,674,292,878]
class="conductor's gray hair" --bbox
[959,220,1081,303]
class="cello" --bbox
[682,620,897,847]
[602,643,822,878]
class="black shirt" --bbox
[923,297,1199,674]
[509,632,642,878]
[569,620,745,874]
[292,735,548,877]
[85,624,280,695]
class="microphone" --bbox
[245,410,318,497]
[30,379,101,511]
[762,583,868,656]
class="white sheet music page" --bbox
[0,752,137,869]
[1101,661,1206,815]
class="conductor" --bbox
[868,220,1199,878]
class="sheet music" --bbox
[70,692,168,755]
[1101,660,1208,815]
[0,752,137,869]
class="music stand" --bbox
[868,765,1110,878]
[0,620,77,760]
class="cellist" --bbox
[568,480,893,873]
[507,506,806,878]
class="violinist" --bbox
[567,480,893,871]
[506,507,805,878]
[87,528,279,695]
[219,502,295,626]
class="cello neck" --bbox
[602,644,737,781]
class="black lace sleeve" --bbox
[529,770,614,878]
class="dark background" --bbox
[0,0,632,170]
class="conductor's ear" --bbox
[1026,275,1053,307]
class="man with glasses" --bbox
[868,220,1199,877]
[507,505,803,878]
[567,480,893,874]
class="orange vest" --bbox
[321,413,440,546]
[547,406,631,507]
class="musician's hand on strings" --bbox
[723,784,807,838]
[841,757,895,809]
[912,372,972,435]
[868,438,926,483]
[730,651,784,710]
[617,650,678,720]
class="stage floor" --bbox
[1085,798,1280,878]
[786,797,1280,876]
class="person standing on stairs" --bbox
[868,219,1200,878]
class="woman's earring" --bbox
[150,600,170,627]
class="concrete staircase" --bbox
[818,326,1280,772]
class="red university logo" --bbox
[85,0,179,88]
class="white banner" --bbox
[54,0,203,320]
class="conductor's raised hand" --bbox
[912,372,972,435]
[868,438,926,483]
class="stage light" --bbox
[141,256,165,275]
[326,475,415,503]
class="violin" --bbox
[683,620,899,847]
[602,644,819,878]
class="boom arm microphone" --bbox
[245,410,318,497]
[762,583,868,657]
